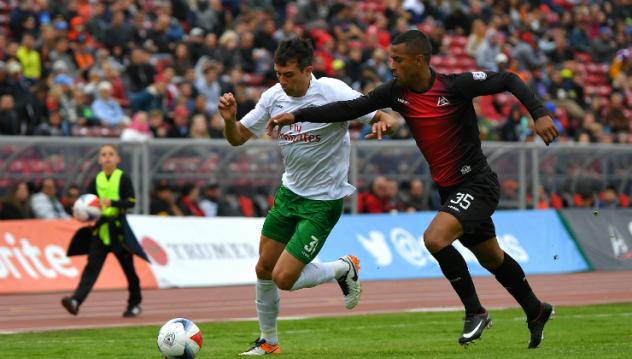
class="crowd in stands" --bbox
[1,0,632,218]
[1,175,628,221]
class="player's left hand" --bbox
[365,112,398,140]
[534,115,559,146]
[266,113,295,136]
[101,198,112,207]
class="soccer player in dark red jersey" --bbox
[267,30,558,349]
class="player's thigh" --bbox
[261,187,299,245]
[284,197,344,264]
[439,169,500,247]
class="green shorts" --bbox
[262,186,344,263]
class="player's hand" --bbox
[365,112,397,140]
[266,113,296,136]
[534,115,559,146]
[218,93,237,122]
[101,198,112,207]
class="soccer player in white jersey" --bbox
[218,37,396,356]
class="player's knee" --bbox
[255,261,274,279]
[423,227,450,253]
[272,272,294,291]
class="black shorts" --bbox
[438,167,500,248]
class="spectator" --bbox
[0,181,34,220]
[150,184,183,216]
[598,185,621,209]
[466,19,487,58]
[168,105,190,138]
[130,77,167,113]
[404,179,429,212]
[91,81,129,128]
[199,182,221,217]
[0,94,22,135]
[125,48,156,94]
[605,92,629,134]
[30,178,71,219]
[178,184,205,216]
[121,112,152,141]
[190,113,210,139]
[33,109,68,136]
[16,33,41,83]
[500,105,530,142]
[194,62,221,115]
[359,176,388,213]
[476,31,504,71]
[61,184,81,216]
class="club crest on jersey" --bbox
[437,96,450,106]
[472,71,487,80]
[461,165,472,174]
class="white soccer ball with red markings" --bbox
[72,193,101,222]
[157,318,203,359]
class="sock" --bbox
[290,260,348,291]
[431,245,484,315]
[256,279,279,345]
[488,253,541,321]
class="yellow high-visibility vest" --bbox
[96,169,123,245]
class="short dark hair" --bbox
[274,37,314,70]
[392,30,432,61]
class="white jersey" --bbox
[240,76,376,200]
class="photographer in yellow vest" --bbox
[62,144,145,317]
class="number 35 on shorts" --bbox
[450,192,474,210]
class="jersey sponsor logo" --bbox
[460,165,472,174]
[437,96,450,106]
[396,97,409,105]
[279,132,322,143]
[472,71,487,80]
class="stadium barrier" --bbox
[0,209,590,293]
[559,209,632,270]
[2,137,632,213]
[0,219,157,294]
[319,209,589,280]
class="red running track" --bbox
[0,271,631,333]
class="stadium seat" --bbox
[239,195,255,217]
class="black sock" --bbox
[432,245,484,315]
[489,253,541,321]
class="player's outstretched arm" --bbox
[266,112,295,137]
[218,92,253,146]
[533,115,559,146]
[365,111,399,140]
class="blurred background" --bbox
[1,0,632,220]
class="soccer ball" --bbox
[72,193,101,222]
[157,318,203,359]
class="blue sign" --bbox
[318,210,588,280]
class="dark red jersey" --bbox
[293,70,548,187]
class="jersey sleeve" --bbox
[320,78,377,124]
[293,81,395,123]
[239,88,274,137]
[452,71,549,120]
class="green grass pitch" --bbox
[1,303,631,358]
